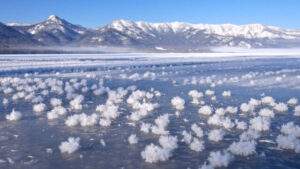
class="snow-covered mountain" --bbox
[0,22,39,48]
[2,15,300,51]
[10,15,87,45]
[87,19,300,49]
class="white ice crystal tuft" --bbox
[276,134,300,153]
[189,137,205,152]
[159,135,178,150]
[208,129,225,142]
[288,98,298,106]
[249,116,271,131]
[294,105,300,116]
[208,151,233,168]
[141,143,171,163]
[258,108,275,118]
[228,140,256,156]
[222,91,231,98]
[33,103,46,113]
[280,122,300,137]
[273,102,288,113]
[6,109,22,121]
[198,105,213,115]
[128,134,139,144]
[182,130,193,144]
[171,96,185,110]
[191,123,204,138]
[59,137,80,154]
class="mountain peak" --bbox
[47,15,61,21]
[109,19,135,26]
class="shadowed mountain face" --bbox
[2,15,300,51]
[0,22,40,48]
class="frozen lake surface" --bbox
[0,53,300,169]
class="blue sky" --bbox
[0,0,300,29]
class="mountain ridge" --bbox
[2,15,300,52]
